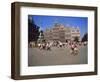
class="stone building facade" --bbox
[44,23,80,42]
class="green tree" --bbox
[74,36,79,43]
[82,33,88,42]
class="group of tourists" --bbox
[38,42,52,50]
[69,42,79,55]
[37,41,67,50]
[29,40,87,55]
[37,41,80,55]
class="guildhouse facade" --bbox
[44,23,80,42]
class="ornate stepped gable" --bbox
[44,23,80,42]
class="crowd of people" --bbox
[29,40,87,55]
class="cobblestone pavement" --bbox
[28,45,88,66]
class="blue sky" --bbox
[28,15,88,38]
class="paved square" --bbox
[28,45,87,66]
[28,45,88,66]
